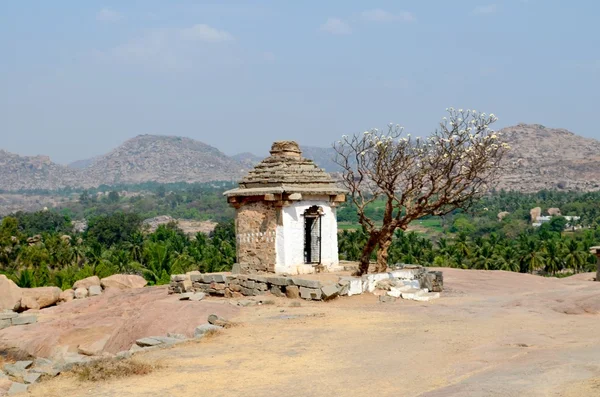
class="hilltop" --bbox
[2,125,600,192]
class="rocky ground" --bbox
[4,269,600,396]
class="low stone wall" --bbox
[169,265,443,302]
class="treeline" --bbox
[0,210,236,289]
[339,218,599,275]
[57,181,236,222]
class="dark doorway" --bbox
[304,206,322,264]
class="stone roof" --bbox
[224,141,347,197]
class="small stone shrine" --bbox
[224,141,347,274]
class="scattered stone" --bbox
[23,372,41,384]
[207,314,229,327]
[189,292,206,301]
[59,289,75,303]
[401,289,428,300]
[321,284,340,301]
[116,350,132,359]
[135,337,164,347]
[8,382,28,395]
[387,288,403,298]
[299,287,322,301]
[167,333,187,340]
[77,335,110,356]
[285,285,300,299]
[55,353,91,371]
[379,295,397,303]
[238,299,257,307]
[194,323,223,338]
[289,301,301,307]
[100,274,147,290]
[73,275,101,290]
[74,287,88,299]
[179,292,193,300]
[412,292,441,302]
[129,344,144,353]
[88,285,102,297]
[270,286,285,298]
[11,314,37,326]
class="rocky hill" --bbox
[498,124,600,192]
[2,126,600,192]
[83,135,244,185]
[0,150,84,191]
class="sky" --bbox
[1,1,599,164]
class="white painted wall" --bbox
[274,199,340,274]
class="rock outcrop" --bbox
[21,287,62,309]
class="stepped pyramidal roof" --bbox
[224,141,347,197]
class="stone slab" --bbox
[8,382,28,395]
[412,292,441,302]
[285,285,300,299]
[268,276,292,286]
[135,337,164,347]
[0,311,18,320]
[379,295,397,303]
[11,315,37,326]
[189,292,206,301]
[292,278,322,289]
[24,372,42,384]
[270,286,285,298]
[0,319,11,330]
[321,284,340,301]
[299,287,322,300]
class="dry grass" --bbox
[201,329,223,340]
[71,358,161,382]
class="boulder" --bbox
[11,314,37,326]
[194,323,223,338]
[497,211,510,221]
[19,296,40,311]
[8,382,29,395]
[530,207,542,222]
[101,274,147,290]
[73,276,100,290]
[88,285,102,297]
[59,289,75,303]
[0,275,22,311]
[285,286,300,299]
[321,284,340,301]
[21,286,61,309]
[74,287,88,299]
[548,207,562,216]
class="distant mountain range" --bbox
[1,124,600,192]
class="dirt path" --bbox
[29,269,600,397]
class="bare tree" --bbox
[333,108,509,275]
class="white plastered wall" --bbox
[275,198,341,274]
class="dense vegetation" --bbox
[0,211,236,289]
[338,190,600,275]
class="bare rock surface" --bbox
[0,286,239,358]
[100,274,147,290]
[24,268,600,397]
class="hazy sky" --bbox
[1,1,598,164]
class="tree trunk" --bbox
[375,230,393,273]
[357,232,379,276]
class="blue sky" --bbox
[1,1,598,163]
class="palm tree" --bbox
[519,239,545,274]
[543,240,564,276]
[564,239,586,273]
